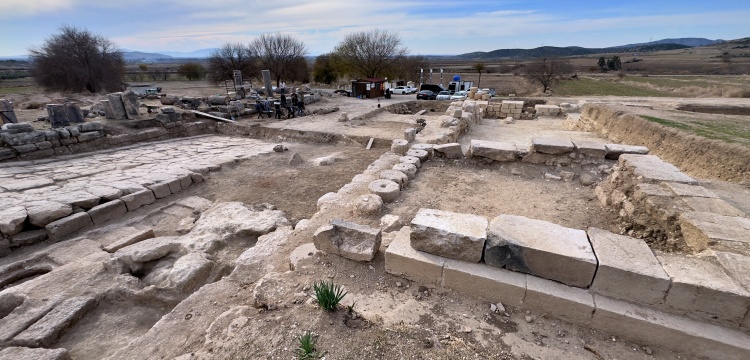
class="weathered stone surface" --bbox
[0,239,10,257]
[715,251,750,294]
[368,179,400,203]
[404,128,416,142]
[147,182,171,199]
[592,295,750,360]
[121,90,140,119]
[588,228,671,305]
[385,226,445,286]
[101,100,114,119]
[106,93,127,120]
[443,259,526,307]
[313,219,382,262]
[682,197,745,217]
[49,191,100,210]
[633,183,673,200]
[484,215,597,288]
[605,144,649,159]
[572,141,607,158]
[351,194,383,216]
[289,243,319,271]
[10,230,48,247]
[87,200,128,225]
[469,140,517,162]
[167,252,213,292]
[525,275,595,323]
[531,137,574,154]
[46,104,70,128]
[113,237,183,271]
[658,253,750,326]
[252,272,287,310]
[399,155,421,168]
[317,192,343,211]
[0,99,19,124]
[0,347,71,360]
[433,143,464,159]
[25,201,73,227]
[288,152,303,166]
[45,212,93,241]
[663,182,718,198]
[64,103,84,123]
[380,214,402,232]
[379,170,408,188]
[410,208,488,263]
[0,206,27,236]
[2,177,54,191]
[176,196,213,212]
[411,143,434,158]
[405,149,428,162]
[619,154,696,184]
[391,139,409,155]
[679,211,750,253]
[190,202,289,241]
[12,296,96,347]
[392,163,417,179]
[121,189,156,212]
[103,228,155,253]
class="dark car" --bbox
[416,90,436,100]
[333,89,350,97]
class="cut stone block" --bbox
[411,143,434,158]
[531,137,574,155]
[0,206,27,236]
[433,143,463,159]
[384,227,445,286]
[379,170,408,189]
[588,227,671,305]
[10,230,48,247]
[658,253,750,326]
[86,185,123,201]
[12,296,96,347]
[410,208,487,263]
[25,201,73,227]
[399,156,421,168]
[87,200,128,225]
[313,219,381,262]
[443,259,526,307]
[715,251,750,294]
[368,179,400,203]
[633,183,673,200]
[103,228,155,253]
[572,141,607,158]
[121,90,140,119]
[391,139,409,155]
[525,275,595,323]
[404,128,416,142]
[106,93,127,120]
[484,215,597,288]
[469,140,517,162]
[121,189,156,212]
[605,144,649,159]
[682,197,745,217]
[392,163,417,180]
[619,154,697,184]
[663,182,718,198]
[379,214,402,232]
[147,182,171,199]
[678,211,750,253]
[45,212,93,242]
[0,347,71,360]
[49,191,100,210]
[405,149,428,162]
[593,295,750,360]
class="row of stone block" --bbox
[403,208,750,328]
[535,104,561,116]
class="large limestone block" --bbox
[678,211,750,253]
[572,141,607,158]
[682,197,745,217]
[588,228,670,305]
[592,295,750,360]
[12,296,96,347]
[313,219,381,262]
[25,201,73,227]
[191,202,289,241]
[45,212,93,241]
[410,208,488,263]
[0,206,27,236]
[121,189,156,212]
[658,253,750,326]
[484,215,597,288]
[663,182,718,198]
[443,259,526,306]
[121,90,140,119]
[391,139,409,155]
[531,137,574,154]
[469,140,517,162]
[87,200,127,225]
[384,226,445,286]
[167,252,213,292]
[525,275,595,324]
[106,93,127,120]
[605,144,649,159]
[0,347,71,360]
[86,185,123,201]
[49,191,100,210]
[619,154,697,184]
[715,251,750,295]
[433,143,463,159]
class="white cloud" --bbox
[0,0,77,17]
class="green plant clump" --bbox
[313,280,347,312]
[295,331,318,359]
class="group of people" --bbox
[255,91,305,120]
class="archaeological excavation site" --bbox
[1,85,750,360]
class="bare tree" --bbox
[332,29,408,79]
[206,43,257,84]
[524,57,573,93]
[396,55,429,82]
[29,25,124,93]
[249,33,308,86]
[472,62,486,87]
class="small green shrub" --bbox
[313,281,347,312]
[295,331,318,359]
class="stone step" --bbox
[11,296,96,347]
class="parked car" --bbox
[450,91,468,100]
[333,89,350,96]
[436,91,452,100]
[416,90,437,100]
[391,86,417,94]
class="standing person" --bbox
[281,81,286,94]
[385,87,391,99]
[280,93,287,107]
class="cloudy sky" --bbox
[2,0,749,57]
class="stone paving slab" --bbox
[679,211,750,252]
[531,137,574,155]
[682,197,745,217]
[663,182,718,198]
[604,144,649,159]
[588,228,670,305]
[572,141,606,158]
[12,296,96,347]
[484,215,597,288]
[619,154,697,184]
[468,140,518,162]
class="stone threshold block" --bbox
[385,226,445,286]
[87,200,128,225]
[531,137,574,155]
[525,275,595,324]
[12,296,96,348]
[121,189,156,212]
[443,259,526,307]
[604,144,649,159]
[588,228,671,305]
[657,253,750,327]
[679,211,750,253]
[410,208,488,263]
[484,215,597,288]
[592,295,750,360]
[313,219,381,262]
[469,140,518,162]
[572,141,606,158]
[618,154,697,184]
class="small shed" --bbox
[351,78,386,99]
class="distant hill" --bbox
[122,51,172,61]
[160,48,217,58]
[456,43,691,60]
[613,38,723,48]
